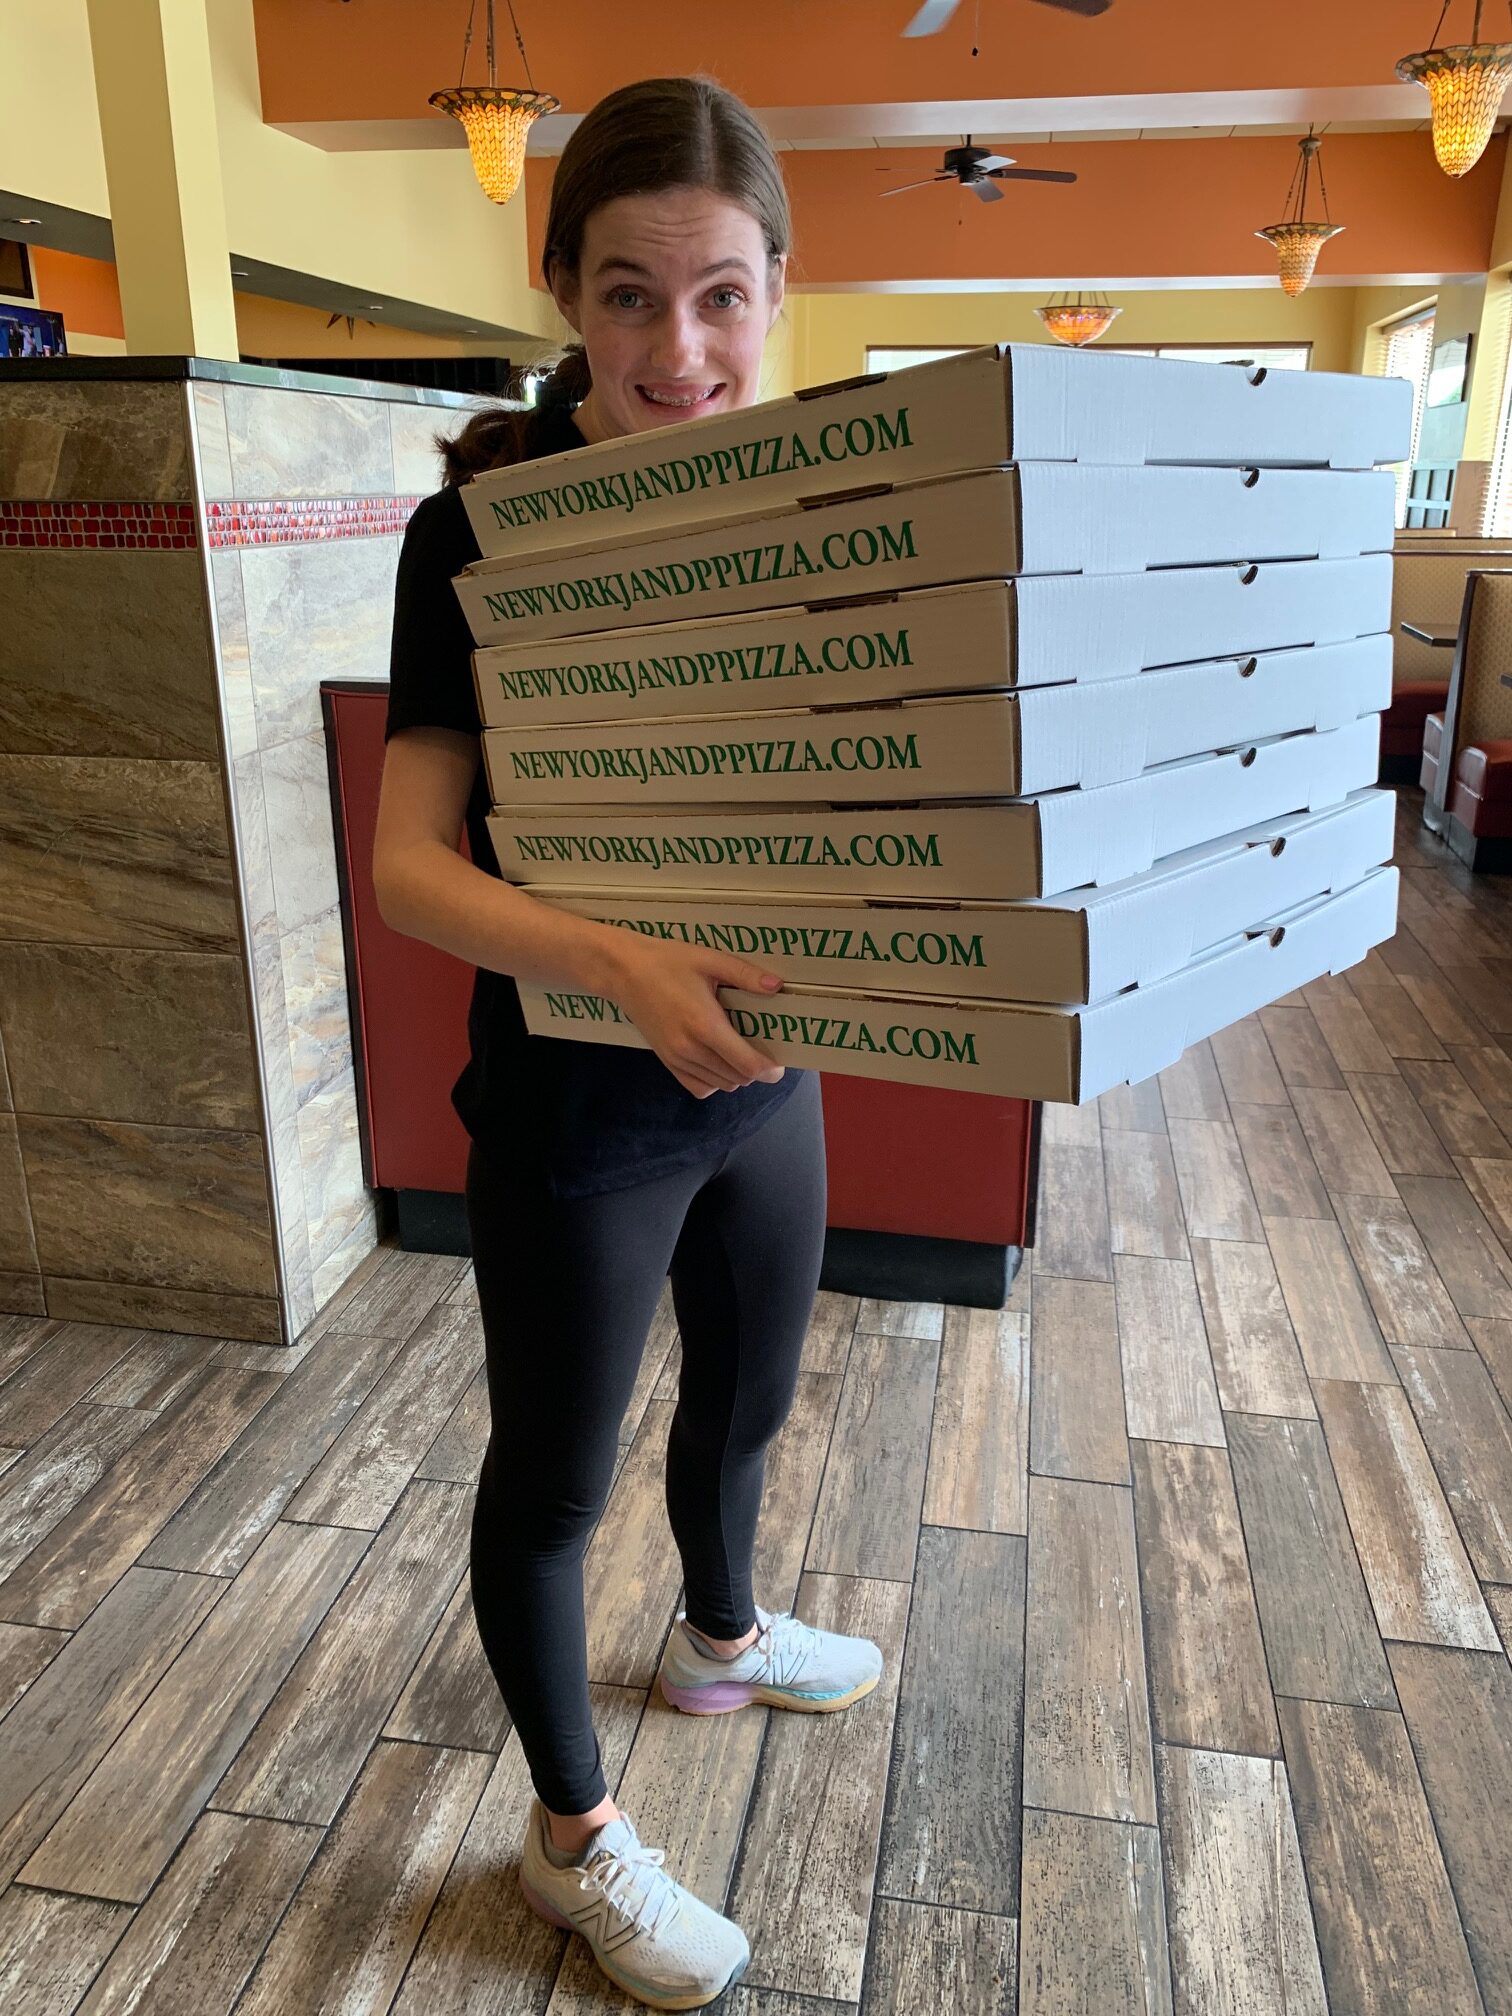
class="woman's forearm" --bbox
[376,838,630,996]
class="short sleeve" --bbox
[385,486,485,743]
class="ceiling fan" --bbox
[882,138,1077,202]
[904,0,1111,29]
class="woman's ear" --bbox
[767,254,788,332]
[547,258,584,337]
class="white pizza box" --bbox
[472,555,1393,728]
[481,633,1389,808]
[487,710,1381,904]
[515,866,1399,1104]
[462,346,1410,557]
[518,789,1395,1006]
[455,464,1395,646]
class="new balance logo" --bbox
[570,1897,646,1951]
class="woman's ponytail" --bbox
[436,345,592,486]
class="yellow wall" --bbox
[785,286,1367,389]
[0,0,557,349]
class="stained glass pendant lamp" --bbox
[429,0,559,206]
[1255,130,1343,297]
[1035,292,1122,346]
[1396,1,1512,177]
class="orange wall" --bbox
[29,246,124,339]
[19,246,506,356]
[254,0,1443,120]
[526,132,1505,288]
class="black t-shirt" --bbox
[384,398,805,1199]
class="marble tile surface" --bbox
[229,750,277,942]
[240,536,399,753]
[0,1270,46,1318]
[211,549,257,764]
[191,383,234,499]
[295,1062,372,1277]
[0,550,219,760]
[389,404,450,497]
[0,383,192,501]
[19,1113,277,1301]
[223,385,394,500]
[228,751,314,1328]
[0,1114,39,1276]
[260,731,340,934]
[0,755,239,953]
[0,944,260,1131]
[281,907,354,1112]
[43,1275,281,1344]
[310,1194,381,1314]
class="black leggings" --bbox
[465,1069,827,1815]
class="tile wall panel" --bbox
[19,1114,277,1303]
[0,382,191,501]
[0,754,240,953]
[0,944,260,1131]
[0,549,219,759]
[222,385,394,500]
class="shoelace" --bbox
[578,1838,684,1937]
[752,1609,820,1684]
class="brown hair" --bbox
[438,75,790,486]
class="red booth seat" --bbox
[1420,715,1512,839]
[1385,680,1450,760]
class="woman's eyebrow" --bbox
[592,257,757,281]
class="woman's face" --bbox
[551,186,786,443]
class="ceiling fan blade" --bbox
[972,154,1014,172]
[1030,0,1113,13]
[881,177,954,195]
[902,0,960,34]
[988,166,1080,184]
[970,178,1006,203]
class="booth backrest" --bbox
[1391,538,1512,685]
[1451,570,1512,764]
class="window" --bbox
[1484,343,1512,537]
[1103,342,1311,371]
[865,346,972,373]
[1379,309,1436,526]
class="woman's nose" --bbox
[646,307,705,376]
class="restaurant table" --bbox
[1399,619,1459,648]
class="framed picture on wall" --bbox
[1427,332,1471,407]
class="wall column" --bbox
[84,0,238,359]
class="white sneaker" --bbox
[518,1795,751,2010]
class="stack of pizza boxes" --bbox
[447,346,1407,1103]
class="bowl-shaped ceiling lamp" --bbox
[429,0,558,206]
[1035,292,1122,346]
[1255,131,1343,297]
[1396,2,1512,177]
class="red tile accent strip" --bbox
[205,497,423,548]
[0,496,424,551]
[0,500,199,550]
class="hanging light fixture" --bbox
[1396,2,1512,177]
[1035,291,1122,346]
[1255,129,1343,297]
[429,0,558,206]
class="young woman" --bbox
[374,76,883,2012]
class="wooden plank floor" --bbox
[2,783,1511,2015]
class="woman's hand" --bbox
[599,934,788,1099]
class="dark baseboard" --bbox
[392,1189,1022,1310]
[818,1227,1021,1310]
[396,1188,471,1255]
[1445,818,1512,873]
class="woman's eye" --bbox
[709,288,744,310]
[609,288,647,310]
